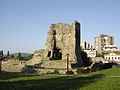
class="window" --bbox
[112,57,113,60]
[47,51,51,57]
[106,57,107,60]
[118,57,120,60]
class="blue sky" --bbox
[0,0,120,53]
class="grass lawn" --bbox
[0,68,120,90]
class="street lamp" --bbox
[66,53,69,72]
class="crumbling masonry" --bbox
[45,20,83,67]
[27,20,83,68]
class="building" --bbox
[94,34,114,53]
[84,49,96,58]
[104,51,120,62]
[81,41,93,50]
[81,41,96,58]
[103,45,117,51]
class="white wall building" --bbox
[104,52,120,61]
[84,49,96,58]
[81,41,92,50]
[103,45,117,51]
[94,34,114,53]
[81,41,96,58]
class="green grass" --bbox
[0,68,120,90]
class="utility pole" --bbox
[0,58,1,73]
[66,53,69,72]
[0,50,3,73]
[0,56,3,73]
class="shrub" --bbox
[76,69,82,74]
[46,71,53,74]
[21,67,37,74]
[66,70,74,74]
[76,68,91,74]
[54,69,59,74]
[102,62,116,69]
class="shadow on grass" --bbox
[0,71,36,80]
[0,72,104,90]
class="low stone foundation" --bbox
[1,59,25,72]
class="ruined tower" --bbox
[45,20,83,67]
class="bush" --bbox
[76,68,91,74]
[54,69,59,74]
[76,69,82,74]
[21,67,37,74]
[102,62,116,69]
[66,71,74,74]
[46,71,53,75]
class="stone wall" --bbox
[1,59,25,72]
[27,20,83,69]
[26,49,45,65]
[41,59,69,69]
[44,20,83,67]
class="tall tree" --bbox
[10,55,14,58]
[0,50,3,57]
[7,51,9,56]
[81,51,92,66]
[17,52,21,60]
[18,52,21,57]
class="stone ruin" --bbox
[27,20,83,69]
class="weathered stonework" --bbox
[45,20,83,67]
[2,59,25,72]
[27,20,83,68]
[26,49,45,65]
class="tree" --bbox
[96,52,102,57]
[25,54,33,61]
[0,50,3,57]
[17,52,33,61]
[17,52,22,60]
[18,52,21,57]
[81,51,92,66]
[7,51,9,56]
[10,55,14,58]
